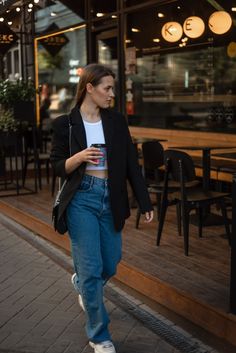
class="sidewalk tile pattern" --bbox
[0,222,180,353]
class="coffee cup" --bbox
[91,144,106,167]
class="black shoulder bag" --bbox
[52,116,72,234]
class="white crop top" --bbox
[83,119,108,171]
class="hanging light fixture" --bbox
[161,22,183,42]
[208,11,232,35]
[227,42,236,58]
[131,28,140,32]
[183,16,205,38]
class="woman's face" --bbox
[88,75,115,109]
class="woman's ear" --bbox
[86,82,94,94]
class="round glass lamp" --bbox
[183,16,205,38]
[227,42,236,58]
[161,22,183,42]
[208,11,232,35]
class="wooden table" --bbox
[169,145,236,226]
[170,146,236,192]
[213,152,236,160]
[132,137,167,144]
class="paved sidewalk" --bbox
[0,214,219,353]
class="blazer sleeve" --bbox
[120,115,153,213]
[50,115,70,179]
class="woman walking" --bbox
[50,63,153,353]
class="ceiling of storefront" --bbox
[0,0,235,37]
[0,0,84,17]
[59,0,84,17]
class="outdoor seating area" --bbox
[156,149,231,256]
[1,126,236,344]
[0,125,52,197]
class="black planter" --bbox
[13,101,35,123]
[0,131,18,148]
[0,157,5,177]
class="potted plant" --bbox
[0,79,37,123]
[0,108,19,132]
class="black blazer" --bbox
[50,105,153,231]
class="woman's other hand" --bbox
[144,210,154,223]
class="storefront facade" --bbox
[1,0,236,133]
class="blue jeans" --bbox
[67,174,122,343]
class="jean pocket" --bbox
[78,180,92,192]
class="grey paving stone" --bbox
[44,340,75,353]
[0,215,220,353]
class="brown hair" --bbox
[75,63,115,107]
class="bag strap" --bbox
[68,114,72,157]
[58,115,72,190]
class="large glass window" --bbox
[35,1,84,34]
[6,52,12,76]
[35,25,87,124]
[125,1,236,133]
[96,29,119,109]
[4,46,21,80]
[90,1,117,18]
[13,50,20,77]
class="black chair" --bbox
[22,127,51,190]
[135,141,180,228]
[157,149,231,256]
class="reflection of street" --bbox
[49,91,73,114]
[143,94,236,103]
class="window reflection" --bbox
[97,32,118,109]
[35,2,84,33]
[36,26,87,125]
[90,1,116,18]
[125,2,236,133]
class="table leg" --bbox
[191,148,225,226]
[202,149,210,192]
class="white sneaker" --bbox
[78,293,85,311]
[71,273,77,288]
[89,341,116,353]
[71,274,85,311]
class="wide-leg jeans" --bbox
[67,174,122,343]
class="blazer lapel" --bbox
[101,109,114,160]
[70,105,87,151]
